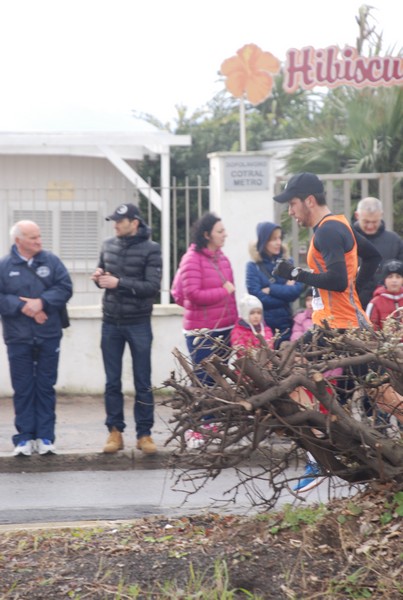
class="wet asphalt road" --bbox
[0,466,356,527]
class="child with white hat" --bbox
[230,294,273,356]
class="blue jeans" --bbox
[101,321,154,439]
[185,328,232,386]
[7,337,61,445]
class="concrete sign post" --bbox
[208,151,276,301]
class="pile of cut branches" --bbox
[163,323,403,504]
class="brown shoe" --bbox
[136,435,157,454]
[103,427,124,453]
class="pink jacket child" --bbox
[171,243,237,332]
[290,288,313,341]
[231,294,273,357]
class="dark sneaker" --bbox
[36,439,56,455]
[13,440,34,457]
[293,461,326,493]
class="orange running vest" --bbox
[307,214,370,329]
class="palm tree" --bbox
[287,85,403,175]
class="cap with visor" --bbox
[106,203,143,222]
[273,172,324,203]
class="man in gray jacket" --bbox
[92,203,162,455]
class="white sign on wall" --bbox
[224,156,269,191]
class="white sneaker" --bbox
[185,423,219,449]
[13,440,34,457]
[185,429,205,449]
[36,438,56,455]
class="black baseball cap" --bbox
[106,203,143,222]
[273,172,324,203]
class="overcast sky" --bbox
[0,0,401,131]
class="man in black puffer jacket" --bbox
[92,203,162,455]
[353,196,403,309]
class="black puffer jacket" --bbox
[353,220,403,308]
[97,223,162,324]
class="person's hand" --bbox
[223,281,235,294]
[97,272,119,289]
[34,310,48,324]
[91,267,104,282]
[272,259,295,280]
[20,297,44,317]
[262,287,270,294]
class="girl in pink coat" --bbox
[171,212,237,385]
[231,294,273,357]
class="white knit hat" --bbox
[239,294,263,323]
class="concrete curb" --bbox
[0,450,171,473]
[0,396,295,474]
[0,443,294,474]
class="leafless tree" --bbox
[162,321,403,507]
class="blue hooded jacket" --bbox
[246,221,303,342]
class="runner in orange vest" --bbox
[272,172,402,492]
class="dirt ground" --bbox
[0,485,402,599]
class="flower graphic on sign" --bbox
[220,43,281,105]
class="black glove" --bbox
[272,259,297,280]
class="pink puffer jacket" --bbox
[172,244,237,331]
[290,309,313,341]
[230,320,274,355]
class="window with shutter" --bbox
[11,203,101,270]
[60,210,99,260]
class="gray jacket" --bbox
[353,220,403,308]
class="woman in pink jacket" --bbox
[171,212,237,386]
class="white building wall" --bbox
[0,155,138,305]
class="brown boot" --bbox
[136,435,157,455]
[103,427,124,453]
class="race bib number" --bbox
[312,288,324,311]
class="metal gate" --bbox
[1,171,402,305]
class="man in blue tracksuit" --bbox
[0,220,73,456]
